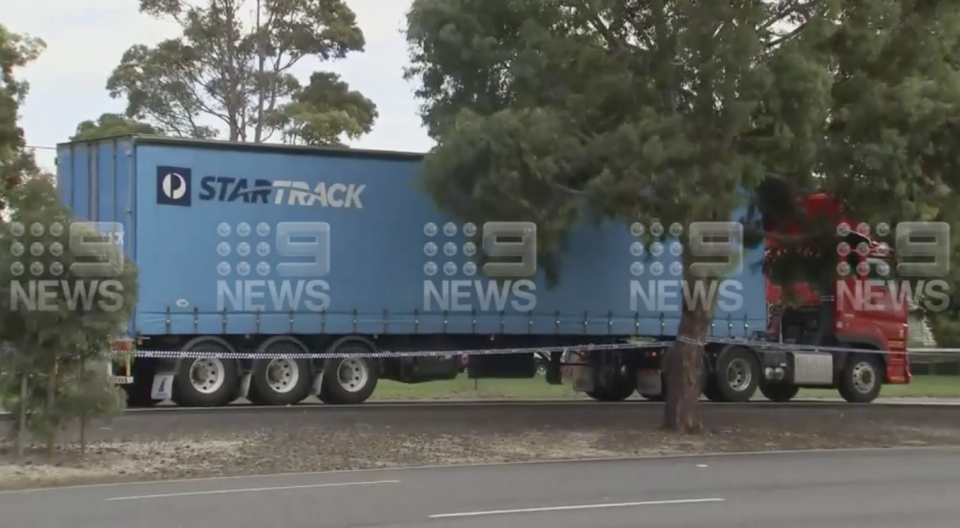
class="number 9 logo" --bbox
[481,222,537,278]
[896,222,950,278]
[70,222,124,277]
[276,222,331,278]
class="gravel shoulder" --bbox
[2,403,959,490]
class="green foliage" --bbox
[405,0,836,284]
[0,361,127,441]
[406,0,960,296]
[928,297,960,347]
[106,0,377,144]
[269,72,378,145]
[0,176,140,344]
[0,176,138,444]
[930,316,960,347]
[71,113,163,141]
[0,25,44,208]
[761,1,960,295]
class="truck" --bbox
[54,136,911,407]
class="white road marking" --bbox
[428,497,725,518]
[105,479,399,501]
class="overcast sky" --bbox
[4,0,433,172]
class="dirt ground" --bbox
[2,403,959,490]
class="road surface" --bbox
[3,447,960,528]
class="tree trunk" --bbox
[223,0,242,141]
[45,360,57,460]
[253,0,267,143]
[79,352,87,457]
[663,274,714,434]
[16,371,27,458]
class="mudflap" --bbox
[238,372,252,400]
[636,368,662,395]
[151,373,175,401]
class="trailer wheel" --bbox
[702,383,724,402]
[711,347,760,402]
[638,376,665,401]
[124,361,163,408]
[535,359,548,376]
[320,357,379,404]
[839,353,883,403]
[248,357,312,406]
[125,382,161,407]
[586,378,636,402]
[248,337,312,406]
[759,382,800,402]
[171,339,240,407]
[638,391,664,401]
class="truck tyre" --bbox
[838,353,883,403]
[711,347,760,402]
[172,357,239,407]
[247,337,313,406]
[535,358,548,376]
[125,381,161,407]
[587,377,636,402]
[702,381,725,402]
[319,357,379,404]
[638,393,664,401]
[171,338,241,408]
[759,382,800,402]
[248,357,312,406]
[124,361,163,408]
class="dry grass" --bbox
[3,415,959,491]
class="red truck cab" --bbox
[765,192,911,387]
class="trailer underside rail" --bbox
[103,338,940,360]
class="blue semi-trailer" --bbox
[54,136,788,408]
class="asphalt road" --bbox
[3,447,960,528]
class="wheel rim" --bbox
[726,358,752,391]
[852,361,876,393]
[337,358,369,393]
[266,358,299,394]
[537,364,546,376]
[190,358,225,394]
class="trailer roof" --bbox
[56,135,427,162]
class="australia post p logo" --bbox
[156,166,192,206]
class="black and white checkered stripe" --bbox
[108,341,671,360]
